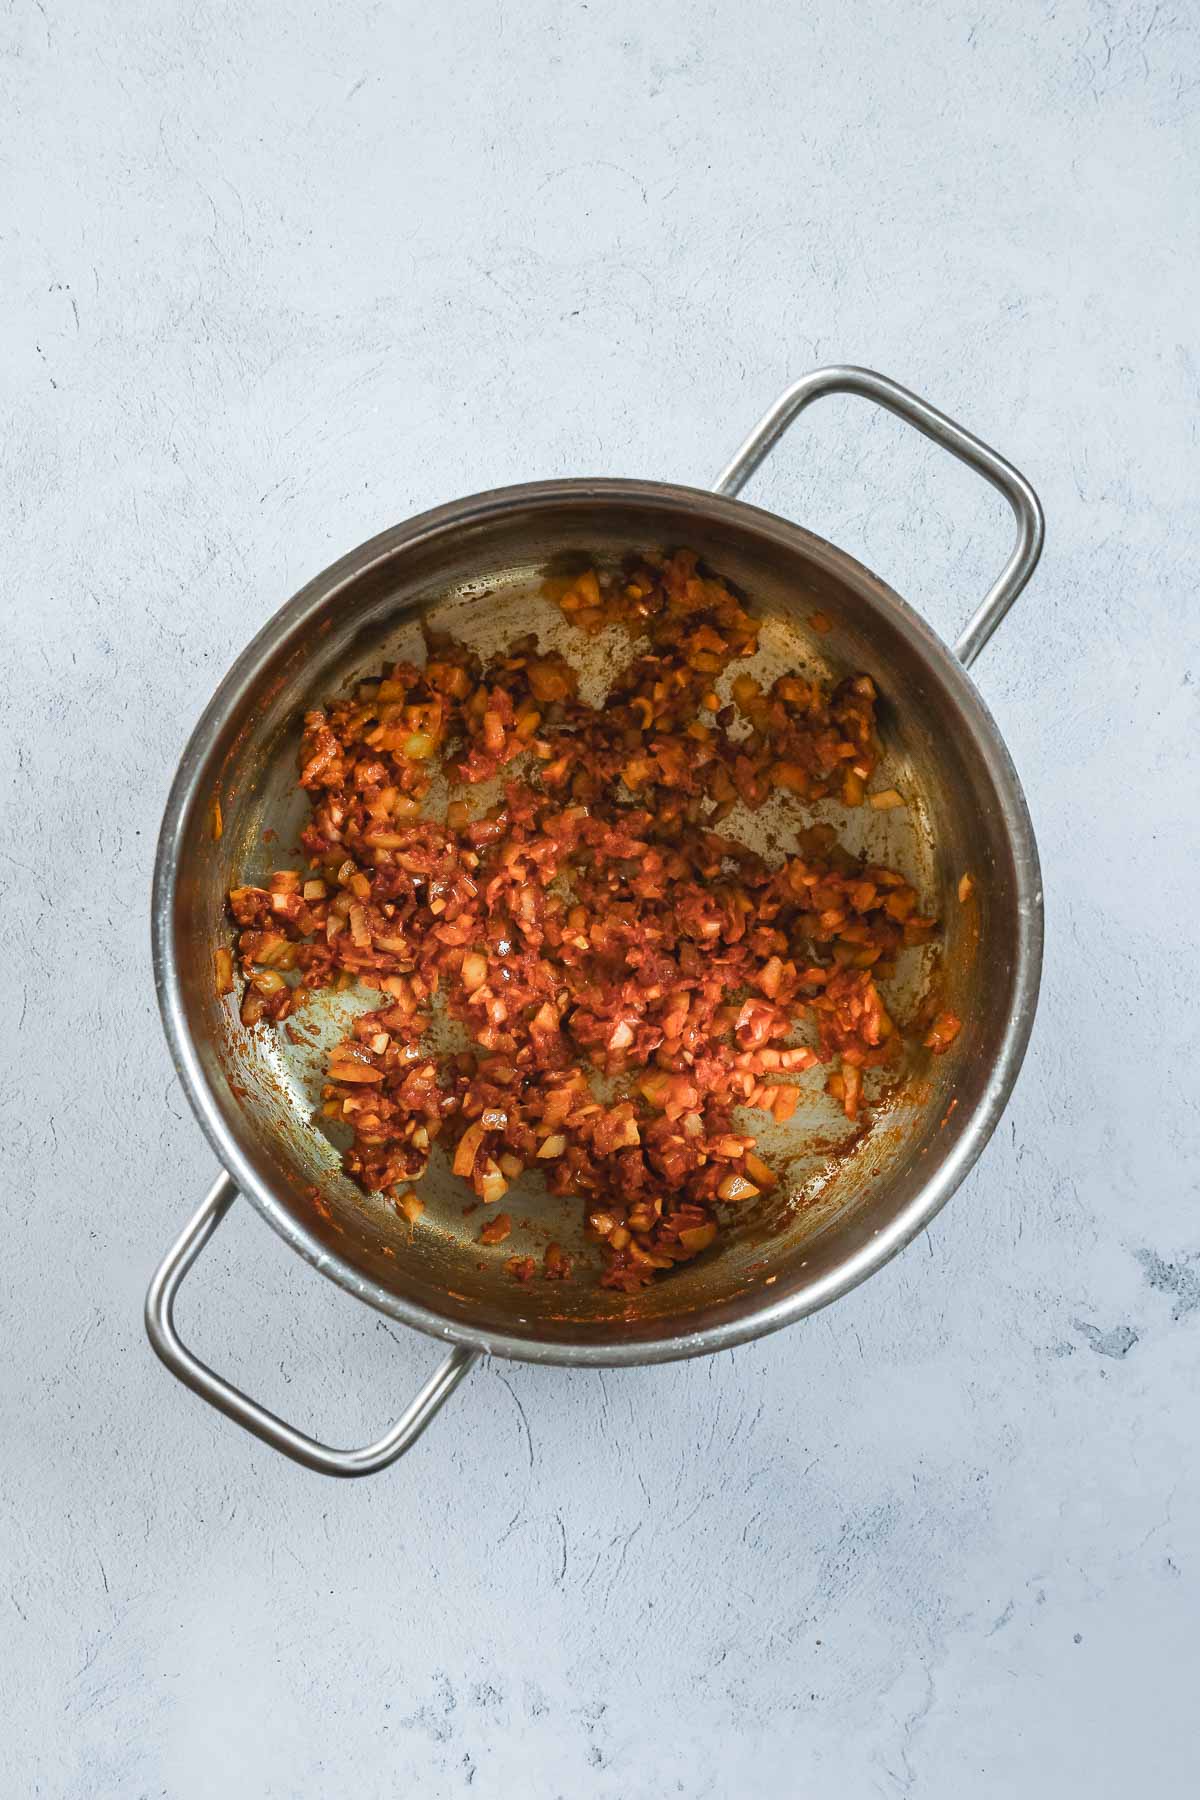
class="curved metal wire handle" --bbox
[714,364,1044,667]
[145,1174,479,1478]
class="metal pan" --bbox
[146,367,1044,1476]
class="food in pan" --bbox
[225,551,958,1290]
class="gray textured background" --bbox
[3,1,1198,1794]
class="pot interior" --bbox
[157,484,1038,1361]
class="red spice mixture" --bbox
[226,551,960,1292]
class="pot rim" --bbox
[152,477,1043,1367]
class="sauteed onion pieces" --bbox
[227,550,945,1291]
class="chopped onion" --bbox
[717,1173,760,1202]
[461,953,488,992]
[239,544,933,1299]
[479,1165,508,1205]
[452,1122,485,1177]
[743,1152,778,1190]
[329,1062,384,1085]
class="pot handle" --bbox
[145,1173,480,1477]
[713,365,1044,668]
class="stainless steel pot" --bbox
[147,367,1044,1476]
